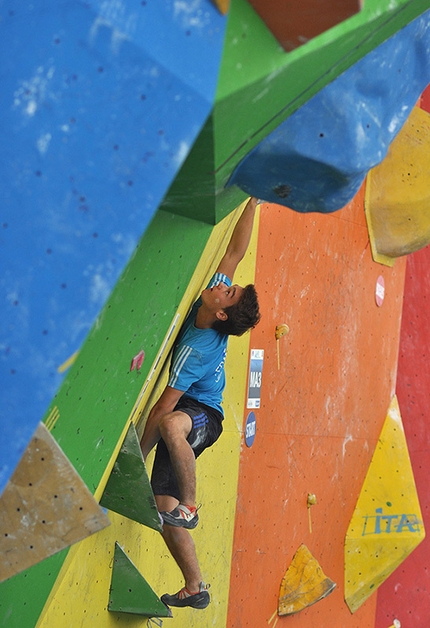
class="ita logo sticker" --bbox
[247,349,264,409]
[245,412,256,448]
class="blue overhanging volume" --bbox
[228,10,430,213]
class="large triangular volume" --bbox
[0,423,110,583]
[108,542,171,617]
[278,544,336,616]
[365,106,430,265]
[100,423,162,532]
[345,395,425,613]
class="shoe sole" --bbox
[161,511,199,529]
[161,592,210,609]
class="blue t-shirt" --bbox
[167,272,231,414]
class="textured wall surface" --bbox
[375,90,430,628]
[2,2,429,627]
[227,189,406,627]
[2,0,426,498]
[0,0,227,494]
[375,243,430,627]
[228,10,430,212]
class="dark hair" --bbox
[212,284,261,336]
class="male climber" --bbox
[140,196,261,610]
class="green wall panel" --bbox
[48,209,212,490]
[164,0,430,226]
[0,551,67,628]
[0,208,212,628]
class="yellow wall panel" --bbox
[36,203,259,627]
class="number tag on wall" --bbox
[247,349,264,409]
[245,412,257,448]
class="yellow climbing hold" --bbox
[278,544,336,616]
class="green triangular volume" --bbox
[108,543,171,617]
[100,423,162,531]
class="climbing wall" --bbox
[0,0,228,494]
[374,98,430,626]
[32,203,259,628]
[2,191,412,628]
[0,208,214,625]
[227,188,407,627]
[373,90,430,628]
[2,1,430,627]
[0,154,425,628]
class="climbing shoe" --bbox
[161,583,210,609]
[160,503,199,529]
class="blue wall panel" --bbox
[0,0,226,493]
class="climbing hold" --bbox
[307,493,317,506]
[100,423,162,532]
[365,106,430,264]
[375,276,385,307]
[278,544,336,616]
[275,324,290,340]
[130,350,145,372]
[307,493,317,533]
[275,324,289,370]
[108,542,171,617]
[228,12,430,213]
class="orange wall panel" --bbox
[227,186,406,627]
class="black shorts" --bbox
[150,396,224,501]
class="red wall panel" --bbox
[375,244,430,628]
